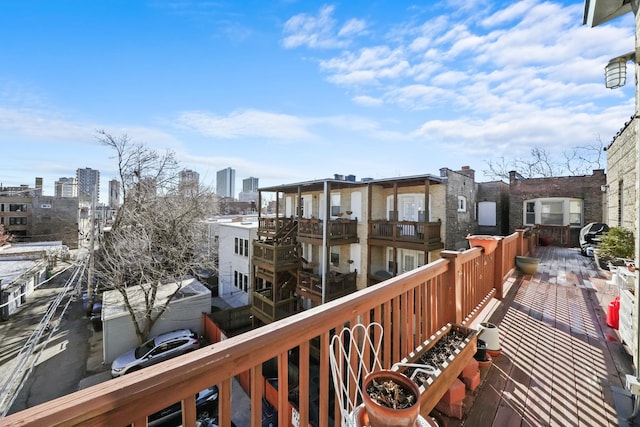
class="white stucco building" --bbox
[101,277,211,363]
[217,219,258,308]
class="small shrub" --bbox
[597,227,634,260]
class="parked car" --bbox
[111,329,200,377]
[147,385,221,427]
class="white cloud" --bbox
[176,109,316,140]
[282,5,365,49]
[352,95,383,107]
[320,46,410,85]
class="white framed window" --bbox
[457,196,467,213]
[331,193,341,217]
[387,194,428,221]
[523,198,583,227]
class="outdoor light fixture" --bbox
[605,51,635,89]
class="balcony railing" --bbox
[251,289,300,323]
[253,241,300,269]
[369,220,442,248]
[297,218,358,241]
[2,231,531,427]
[296,270,357,302]
[257,216,295,239]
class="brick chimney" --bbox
[458,166,475,179]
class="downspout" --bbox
[631,0,640,422]
[322,181,328,304]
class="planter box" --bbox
[392,323,478,418]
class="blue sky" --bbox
[0,0,635,199]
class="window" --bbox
[243,274,248,292]
[569,200,582,226]
[234,271,238,288]
[403,254,415,273]
[244,239,249,257]
[331,193,341,217]
[525,202,535,225]
[540,201,563,225]
[234,237,239,254]
[9,217,27,225]
[457,196,467,213]
[523,198,582,227]
[330,248,339,265]
[618,181,624,226]
[9,204,27,212]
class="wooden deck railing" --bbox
[297,218,358,240]
[296,270,357,302]
[253,241,300,266]
[2,232,523,427]
[369,220,442,246]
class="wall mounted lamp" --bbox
[605,51,635,89]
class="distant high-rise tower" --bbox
[242,177,259,193]
[109,179,121,208]
[216,167,235,199]
[239,177,259,203]
[55,177,78,197]
[179,169,200,196]
[35,177,43,196]
[76,167,100,201]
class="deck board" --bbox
[442,247,634,427]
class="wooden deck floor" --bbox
[445,246,636,427]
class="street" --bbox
[0,259,99,416]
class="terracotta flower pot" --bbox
[466,235,501,254]
[362,370,420,427]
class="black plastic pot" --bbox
[474,339,488,362]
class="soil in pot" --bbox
[403,329,468,386]
[363,370,420,427]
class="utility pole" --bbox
[86,182,97,313]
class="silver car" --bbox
[111,329,200,377]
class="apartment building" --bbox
[250,168,484,325]
[0,194,79,249]
[217,220,258,308]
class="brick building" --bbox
[604,115,637,230]
[508,169,606,246]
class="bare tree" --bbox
[96,131,217,343]
[484,138,606,181]
[0,224,12,246]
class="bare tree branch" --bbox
[96,131,217,343]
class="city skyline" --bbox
[0,1,635,198]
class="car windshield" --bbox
[134,339,156,359]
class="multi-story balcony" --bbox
[297,218,358,244]
[369,219,443,250]
[9,229,623,427]
[296,269,357,303]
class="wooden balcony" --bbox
[296,270,357,303]
[2,231,531,427]
[252,241,300,272]
[251,289,301,324]
[257,216,295,240]
[369,220,443,250]
[297,218,358,244]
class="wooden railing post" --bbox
[494,238,505,300]
[515,229,526,256]
[440,250,463,324]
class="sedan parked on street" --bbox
[111,329,200,377]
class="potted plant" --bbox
[466,235,502,254]
[362,370,420,427]
[515,255,539,275]
[595,227,634,270]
